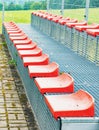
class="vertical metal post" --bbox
[2,0,5,34]
[2,0,5,24]
[61,0,64,15]
[47,0,50,12]
[84,0,90,22]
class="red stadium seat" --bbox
[44,89,95,119]
[16,42,37,50]
[75,24,99,32]
[7,29,22,34]
[9,32,25,37]
[13,38,32,46]
[66,21,87,28]
[34,73,74,94]
[10,34,28,41]
[86,29,99,37]
[18,47,42,58]
[23,54,49,67]
[28,62,59,78]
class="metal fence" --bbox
[3,22,99,130]
[31,12,99,65]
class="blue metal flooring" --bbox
[18,24,99,117]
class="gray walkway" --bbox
[19,24,99,117]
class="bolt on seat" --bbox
[28,62,59,78]
[44,89,95,119]
[23,54,49,67]
[34,73,74,94]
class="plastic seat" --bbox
[58,19,69,25]
[43,14,49,19]
[44,89,95,119]
[46,14,52,19]
[9,32,25,37]
[86,29,99,37]
[7,29,22,34]
[38,13,44,17]
[9,34,28,41]
[6,27,20,31]
[58,18,70,25]
[63,19,78,25]
[34,73,74,94]
[13,38,32,46]
[52,16,63,23]
[42,13,49,18]
[23,54,49,67]
[47,16,54,21]
[75,24,99,32]
[5,26,19,30]
[18,47,42,58]
[3,22,17,28]
[4,22,17,26]
[28,62,59,78]
[16,42,37,50]
[47,15,57,21]
[58,19,78,25]
[66,21,87,28]
[3,22,18,30]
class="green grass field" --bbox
[0,8,99,33]
[0,10,33,32]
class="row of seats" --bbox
[32,11,99,37]
[32,11,99,65]
[3,21,95,120]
